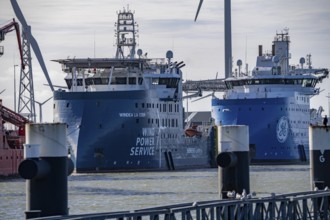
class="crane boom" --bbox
[0,19,24,68]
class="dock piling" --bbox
[217,125,250,199]
[18,123,74,219]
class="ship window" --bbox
[172,119,174,127]
[53,104,56,109]
[101,78,109,84]
[129,77,136,85]
[142,103,145,108]
[135,103,138,108]
[285,79,294,84]
[152,103,154,108]
[163,104,166,112]
[136,119,139,123]
[93,78,102,85]
[152,78,159,85]
[77,79,83,86]
[302,79,313,87]
[85,78,92,85]
[225,81,233,89]
[66,103,70,108]
[65,79,72,89]
[115,77,127,84]
[138,77,143,85]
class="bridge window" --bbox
[152,78,159,85]
[138,77,143,85]
[115,77,127,84]
[129,77,136,85]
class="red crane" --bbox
[0,18,24,69]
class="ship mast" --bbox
[115,6,138,59]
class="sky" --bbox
[0,0,330,122]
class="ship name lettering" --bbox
[119,113,133,117]
[130,147,155,156]
[142,128,155,136]
[136,137,155,146]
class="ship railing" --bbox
[38,190,330,219]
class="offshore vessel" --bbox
[53,7,214,172]
[212,29,328,164]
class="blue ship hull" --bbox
[54,91,214,172]
[212,97,309,164]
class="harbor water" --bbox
[1,165,310,219]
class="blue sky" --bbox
[1,0,329,122]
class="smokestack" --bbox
[258,45,263,57]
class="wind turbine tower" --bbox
[195,0,233,78]
[10,0,54,122]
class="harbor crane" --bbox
[0,18,24,68]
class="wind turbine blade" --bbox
[194,0,204,21]
[11,0,54,92]
[29,34,54,91]
[10,0,28,28]
[41,96,53,105]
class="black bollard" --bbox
[310,125,330,190]
[217,125,250,199]
[18,123,74,219]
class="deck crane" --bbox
[10,0,54,122]
[0,18,24,68]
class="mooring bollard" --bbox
[309,125,330,190]
[217,125,250,199]
[18,123,74,219]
